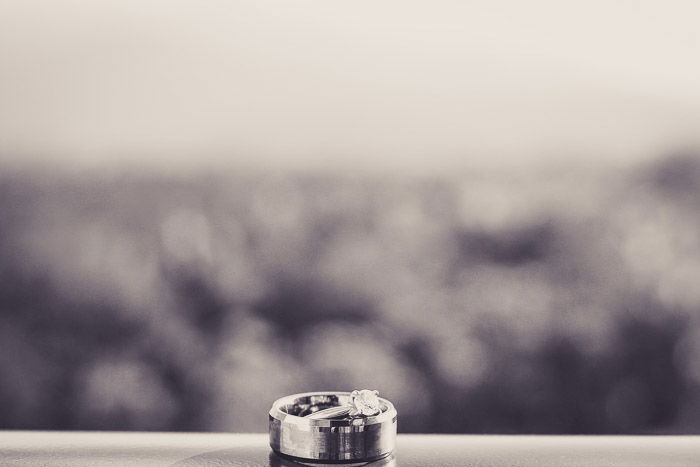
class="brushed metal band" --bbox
[269,391,397,462]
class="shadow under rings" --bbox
[172,448,396,467]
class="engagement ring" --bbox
[305,389,382,419]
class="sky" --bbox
[1,0,700,173]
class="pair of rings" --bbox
[269,390,397,463]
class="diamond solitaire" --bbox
[350,389,381,416]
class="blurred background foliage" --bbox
[2,154,700,434]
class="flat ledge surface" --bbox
[1,431,700,466]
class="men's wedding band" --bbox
[269,391,397,462]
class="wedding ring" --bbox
[269,390,397,462]
[307,389,382,420]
